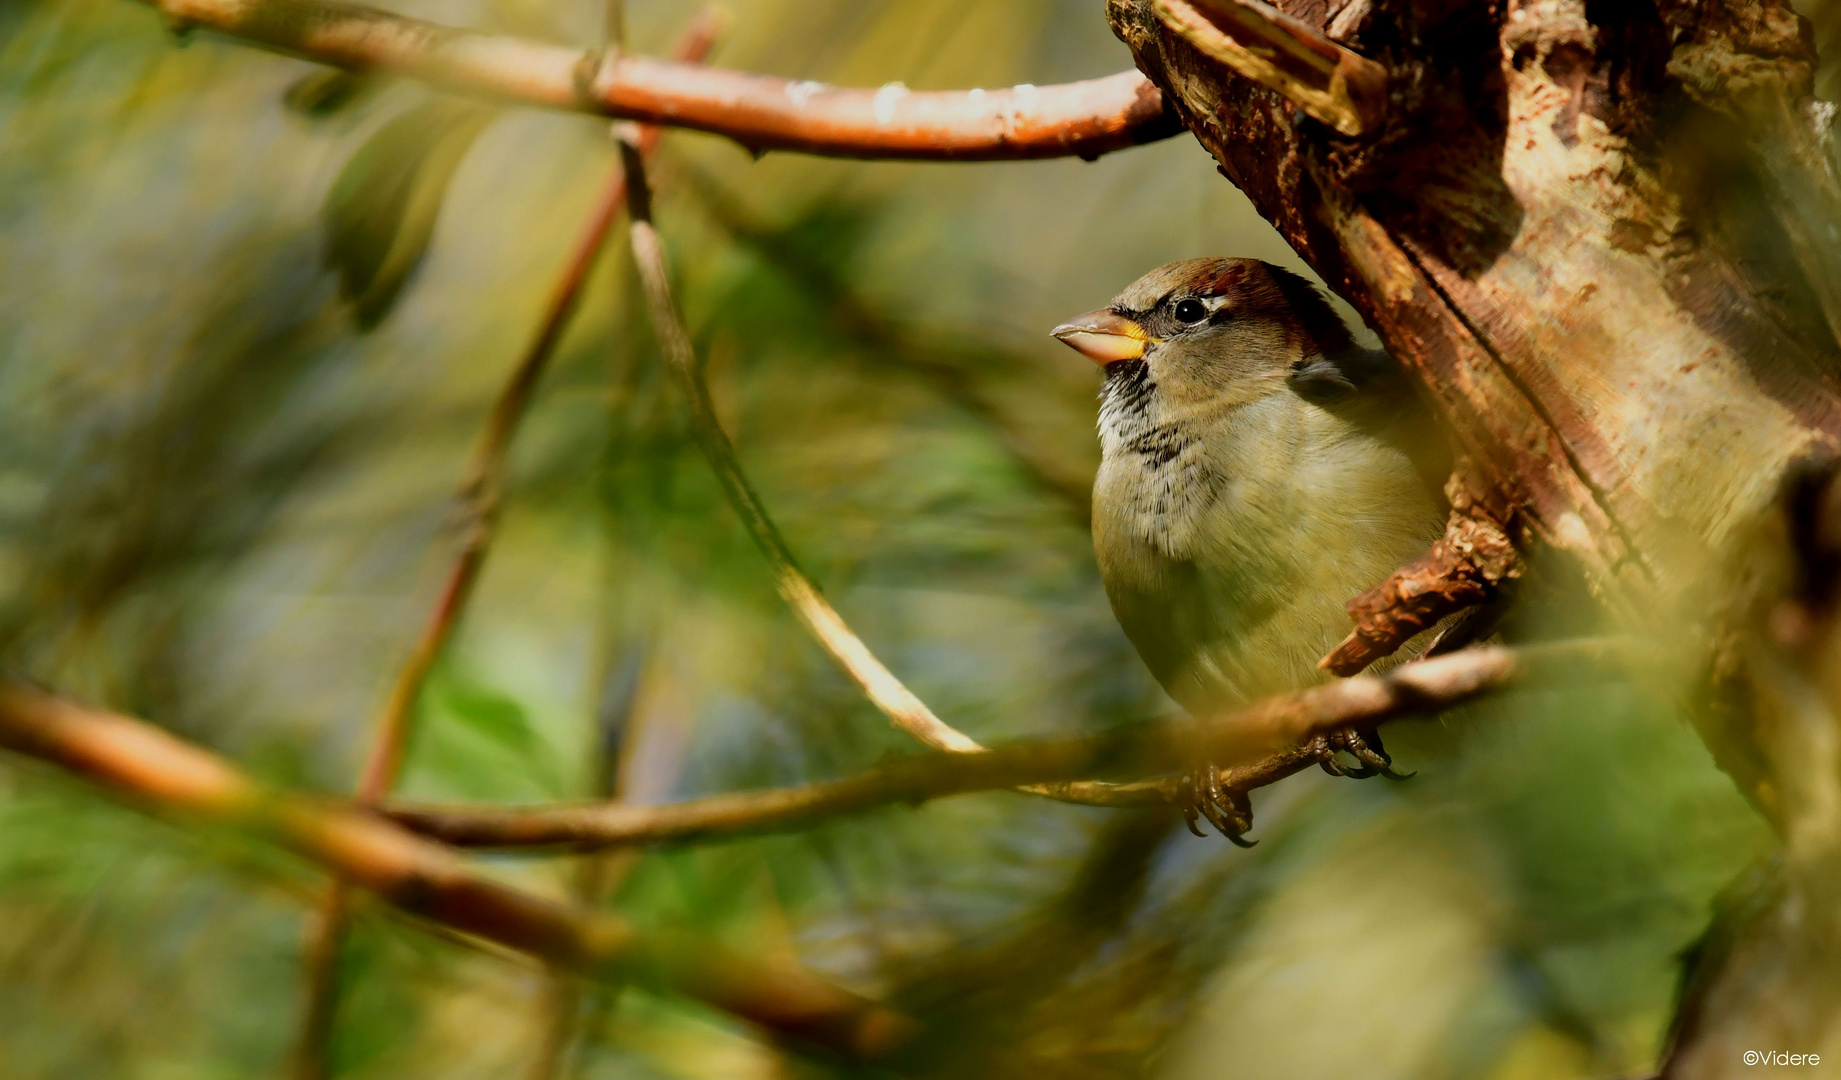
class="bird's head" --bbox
[1052,258,1353,412]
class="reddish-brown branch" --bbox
[385,642,1618,851]
[1320,474,1523,676]
[0,685,911,1058]
[143,0,1181,161]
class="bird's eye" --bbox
[1174,298,1207,324]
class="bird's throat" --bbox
[1099,359,1154,427]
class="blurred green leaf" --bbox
[405,666,566,800]
[282,68,385,119]
[437,676,538,759]
[321,99,494,330]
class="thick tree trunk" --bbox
[1106,0,1841,1071]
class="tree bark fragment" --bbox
[1321,469,1521,675]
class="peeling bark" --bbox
[1152,0,1389,135]
[1321,465,1521,675]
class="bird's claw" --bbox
[1180,764,1257,847]
[1180,730,1411,843]
[1313,726,1415,782]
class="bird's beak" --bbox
[1051,309,1150,365]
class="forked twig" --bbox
[525,14,715,1079]
[0,684,912,1060]
[292,18,721,1077]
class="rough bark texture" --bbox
[1107,0,1841,1069]
[1322,461,1521,674]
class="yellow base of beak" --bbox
[1051,310,1150,365]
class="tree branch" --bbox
[0,684,912,1059]
[385,642,1616,851]
[145,0,1181,161]
[1149,0,1388,137]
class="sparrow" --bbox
[1053,258,1448,843]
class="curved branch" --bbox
[0,685,912,1059]
[146,0,1182,161]
[386,642,1619,851]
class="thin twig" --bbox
[292,20,722,1076]
[604,0,623,51]
[0,684,912,1059]
[386,641,1624,851]
[1150,0,1388,137]
[614,129,988,758]
[145,0,1181,161]
[526,24,715,1080]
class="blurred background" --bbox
[0,0,1773,1077]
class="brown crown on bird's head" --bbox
[1051,258,1352,366]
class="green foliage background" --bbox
[0,0,1773,1077]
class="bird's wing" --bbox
[1287,346,1452,507]
[1284,345,1406,402]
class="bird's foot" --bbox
[1312,726,1415,781]
[1180,764,1258,847]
